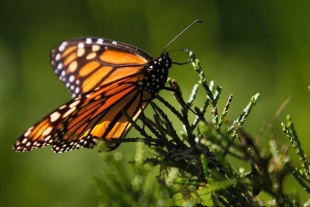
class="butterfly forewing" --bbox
[50,38,153,98]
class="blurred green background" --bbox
[1,1,310,206]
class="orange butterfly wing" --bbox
[13,37,172,153]
[50,38,153,97]
[14,75,153,153]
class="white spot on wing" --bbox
[59,105,67,110]
[44,135,51,141]
[57,63,63,70]
[77,48,85,57]
[15,140,21,146]
[24,130,31,137]
[75,87,80,94]
[86,38,92,44]
[59,45,65,52]
[42,127,53,137]
[69,100,80,108]
[68,61,78,72]
[50,111,61,122]
[92,45,100,52]
[69,75,75,82]
[78,42,85,49]
[55,53,61,61]
[97,38,104,44]
[86,52,96,60]
[62,107,76,118]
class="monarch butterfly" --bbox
[13,20,202,153]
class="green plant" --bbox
[94,51,310,207]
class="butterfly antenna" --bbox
[162,20,203,54]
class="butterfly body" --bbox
[13,37,172,153]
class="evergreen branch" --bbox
[224,93,260,157]
[282,116,310,178]
[95,51,310,207]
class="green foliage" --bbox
[95,52,310,206]
[94,142,175,207]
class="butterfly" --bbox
[13,20,202,153]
